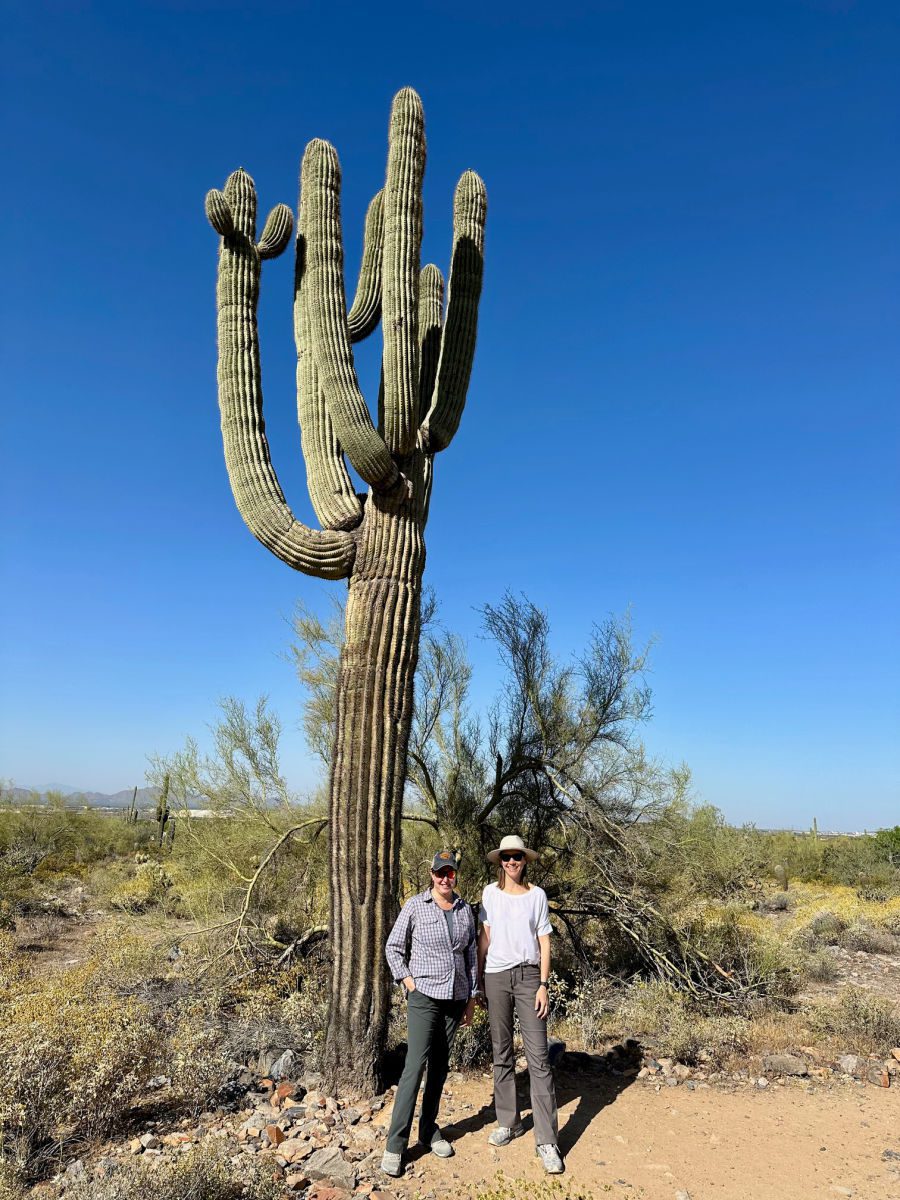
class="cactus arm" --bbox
[210,168,355,580]
[258,203,294,259]
[301,140,399,493]
[417,264,444,420]
[347,190,384,343]
[417,264,443,528]
[420,170,487,453]
[295,229,365,532]
[381,87,426,456]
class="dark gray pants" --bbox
[386,990,466,1155]
[485,963,558,1146]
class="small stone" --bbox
[756,1078,769,1089]
[266,1124,287,1146]
[675,1192,692,1200]
[838,1055,861,1075]
[829,1188,853,1197]
[129,1138,143,1155]
[891,1048,900,1063]
[139,1133,161,1150]
[866,1067,890,1087]
[286,1172,311,1191]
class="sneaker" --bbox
[488,1124,525,1147]
[537,1143,564,1173]
[380,1150,403,1176]
[421,1128,453,1157]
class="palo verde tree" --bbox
[204,88,486,1092]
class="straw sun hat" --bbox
[486,834,539,865]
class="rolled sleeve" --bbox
[385,901,413,982]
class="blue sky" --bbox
[2,1,897,830]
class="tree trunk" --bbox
[322,489,425,1094]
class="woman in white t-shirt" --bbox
[477,835,563,1174]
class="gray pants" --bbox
[386,990,466,1155]
[485,963,558,1146]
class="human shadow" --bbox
[394,1039,642,1163]
[553,1042,641,1155]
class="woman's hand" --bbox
[462,997,477,1026]
[534,983,549,1019]
[403,976,416,993]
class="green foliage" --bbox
[474,1175,600,1200]
[0,933,163,1175]
[63,1146,281,1200]
[449,1001,492,1070]
[810,986,900,1053]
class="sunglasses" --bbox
[433,868,457,878]
[500,852,524,862]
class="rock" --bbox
[891,1048,900,1063]
[129,1138,143,1154]
[763,1054,808,1077]
[756,1078,769,1089]
[341,1107,362,1125]
[829,1188,853,1197]
[278,1139,315,1164]
[838,1055,861,1075]
[883,1149,900,1161]
[266,1124,287,1146]
[305,1145,358,1191]
[308,1187,351,1200]
[866,1067,890,1087]
[286,1172,312,1190]
[675,1192,693,1200]
[139,1133,162,1150]
[672,1064,691,1079]
[271,1050,297,1081]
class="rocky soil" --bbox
[39,1042,900,1200]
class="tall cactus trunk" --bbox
[323,499,425,1091]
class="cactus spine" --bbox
[206,88,486,1093]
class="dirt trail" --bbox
[373,1071,900,1199]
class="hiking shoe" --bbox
[421,1128,453,1157]
[488,1124,525,1147]
[380,1150,403,1176]
[537,1143,564,1173]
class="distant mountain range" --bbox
[3,784,189,809]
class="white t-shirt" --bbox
[479,882,552,973]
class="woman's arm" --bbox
[477,923,490,994]
[535,933,551,1018]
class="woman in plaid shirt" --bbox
[380,850,478,1177]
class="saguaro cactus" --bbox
[205,87,486,1092]
[156,773,171,848]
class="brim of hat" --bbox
[487,847,539,864]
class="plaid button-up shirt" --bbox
[385,889,478,1001]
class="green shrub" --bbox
[810,986,900,1053]
[797,910,847,948]
[0,952,162,1174]
[449,1001,493,1069]
[62,1146,281,1200]
[840,920,898,955]
[803,949,838,983]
